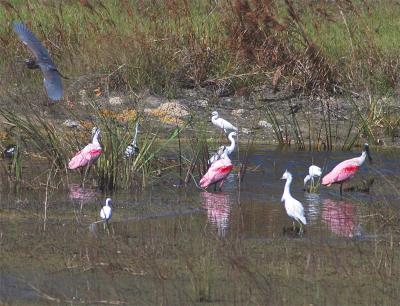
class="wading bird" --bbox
[211,111,238,134]
[200,154,233,191]
[100,198,112,222]
[304,165,322,187]
[3,144,17,159]
[208,131,237,165]
[281,170,307,234]
[322,143,372,196]
[125,122,140,158]
[68,127,102,170]
[13,21,64,101]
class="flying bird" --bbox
[125,121,140,158]
[200,155,233,191]
[281,170,307,234]
[68,127,102,170]
[100,197,112,222]
[304,165,322,187]
[13,21,64,101]
[208,131,237,165]
[211,111,238,134]
[322,143,372,196]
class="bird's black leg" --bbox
[214,183,217,192]
[82,163,91,188]
[340,183,343,197]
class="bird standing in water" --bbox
[322,143,372,196]
[68,127,102,170]
[100,197,112,231]
[13,21,64,101]
[200,154,233,191]
[208,131,237,165]
[281,170,307,234]
[304,165,322,187]
[125,122,140,158]
[211,111,238,134]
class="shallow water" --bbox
[1,146,400,304]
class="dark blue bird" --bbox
[13,21,63,101]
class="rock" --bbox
[258,120,273,129]
[63,119,81,129]
[158,101,189,118]
[109,96,124,105]
[143,95,163,108]
[241,128,252,135]
[195,99,208,108]
[232,109,245,117]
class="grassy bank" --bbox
[0,0,399,97]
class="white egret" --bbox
[100,198,112,222]
[211,111,238,134]
[281,170,307,233]
[208,131,237,165]
[303,165,322,186]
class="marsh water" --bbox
[1,146,400,305]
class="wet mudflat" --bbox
[1,146,400,305]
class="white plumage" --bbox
[208,131,237,165]
[125,122,140,158]
[100,198,112,221]
[303,165,322,186]
[281,170,307,232]
[211,111,238,134]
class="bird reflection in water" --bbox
[200,191,232,238]
[69,184,98,211]
[304,192,322,223]
[321,198,362,238]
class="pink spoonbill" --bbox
[322,143,372,196]
[68,127,102,170]
[200,153,233,191]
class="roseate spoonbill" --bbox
[281,170,307,233]
[200,155,233,191]
[322,143,372,196]
[304,165,322,186]
[125,121,140,158]
[208,131,237,165]
[211,111,238,134]
[3,144,17,159]
[13,21,64,101]
[68,127,102,170]
[100,198,112,222]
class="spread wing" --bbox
[43,69,63,100]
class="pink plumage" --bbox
[321,160,360,186]
[321,144,372,195]
[199,156,233,190]
[68,128,102,170]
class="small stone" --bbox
[63,119,81,129]
[109,96,124,105]
[195,99,208,107]
[158,101,189,118]
[232,109,245,117]
[241,128,252,134]
[258,120,273,128]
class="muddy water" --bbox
[1,146,400,304]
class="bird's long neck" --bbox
[131,123,139,146]
[226,133,235,154]
[92,130,100,146]
[282,175,293,201]
[212,114,218,123]
[358,151,367,166]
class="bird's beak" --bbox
[365,145,373,164]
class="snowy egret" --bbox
[322,143,372,196]
[208,131,237,165]
[13,21,64,101]
[211,111,238,134]
[125,122,140,158]
[304,165,322,186]
[281,170,307,233]
[68,127,102,170]
[100,198,112,222]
